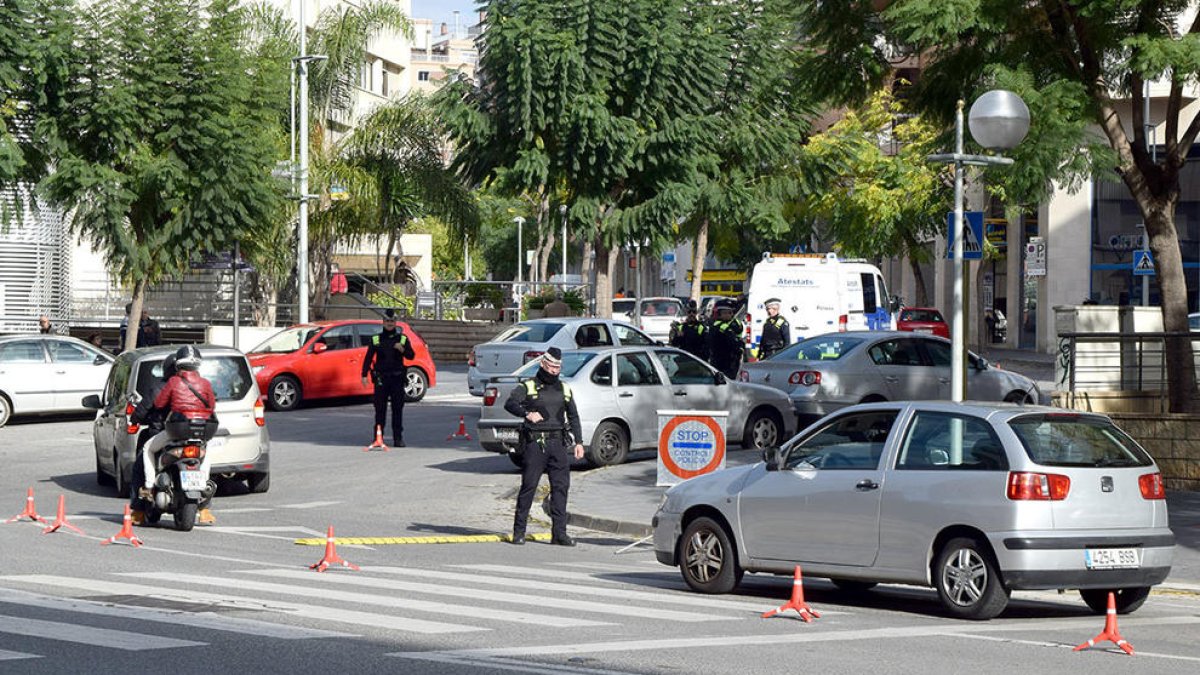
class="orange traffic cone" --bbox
[446,415,472,441]
[100,505,144,547]
[42,495,85,535]
[5,487,49,524]
[309,525,360,572]
[762,565,821,622]
[1074,592,1134,655]
[363,425,390,452]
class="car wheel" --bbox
[268,375,301,411]
[113,451,128,498]
[831,579,878,593]
[587,421,629,467]
[679,516,743,594]
[1079,587,1151,615]
[96,453,114,486]
[742,408,782,449]
[0,394,11,428]
[404,368,429,402]
[1004,391,1033,404]
[934,537,1010,620]
[247,472,270,494]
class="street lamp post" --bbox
[514,215,525,297]
[293,0,327,324]
[559,204,567,281]
[928,90,1030,402]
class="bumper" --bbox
[989,529,1175,590]
[477,422,521,453]
[467,368,492,396]
[652,509,683,567]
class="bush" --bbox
[463,283,506,309]
[367,291,413,316]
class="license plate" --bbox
[179,469,209,492]
[494,428,519,442]
[1085,548,1141,570]
[915,328,934,334]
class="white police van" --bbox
[744,252,897,357]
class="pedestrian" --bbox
[614,287,625,299]
[37,315,52,334]
[709,300,744,379]
[361,308,415,447]
[140,310,162,346]
[505,347,584,546]
[543,292,571,318]
[86,332,105,350]
[670,300,709,360]
[757,297,790,360]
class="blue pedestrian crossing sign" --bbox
[1133,250,1156,276]
[946,211,985,260]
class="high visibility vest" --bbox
[524,379,572,401]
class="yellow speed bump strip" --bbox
[293,533,553,546]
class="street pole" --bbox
[233,241,241,351]
[951,101,966,402]
[514,215,525,298]
[560,204,567,282]
[297,0,310,324]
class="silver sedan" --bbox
[653,402,1174,620]
[739,331,1043,424]
[477,346,795,467]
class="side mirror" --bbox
[312,342,328,354]
[714,371,727,385]
[763,446,783,471]
[889,295,903,313]
[974,357,989,371]
[93,355,108,366]
[81,394,102,410]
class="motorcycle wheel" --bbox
[174,502,197,531]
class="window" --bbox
[773,336,863,362]
[613,324,653,346]
[861,273,878,313]
[923,339,952,367]
[575,324,612,347]
[655,350,715,385]
[897,412,1008,471]
[496,323,564,343]
[48,340,101,363]
[515,352,596,379]
[617,352,662,386]
[0,340,45,363]
[869,339,925,366]
[316,325,357,351]
[135,355,253,403]
[105,359,132,406]
[418,71,430,82]
[902,309,944,323]
[785,411,897,470]
[590,357,612,386]
[250,326,320,353]
[1008,414,1153,468]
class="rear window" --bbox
[135,356,254,403]
[1007,415,1154,468]
[495,322,565,343]
[772,336,863,362]
[902,309,944,323]
[639,300,681,317]
[514,351,597,379]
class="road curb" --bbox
[566,511,652,539]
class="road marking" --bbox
[293,533,552,546]
[0,649,39,661]
[398,652,639,675]
[423,394,478,403]
[242,568,734,623]
[956,633,1200,663]
[0,614,205,651]
[210,508,273,514]
[278,501,342,509]
[0,588,346,640]
[1,575,480,635]
[377,565,782,614]
[126,572,608,628]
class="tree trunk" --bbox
[310,239,334,320]
[909,256,929,307]
[594,238,613,318]
[1146,208,1196,412]
[689,218,709,303]
[581,238,594,304]
[538,230,556,284]
[124,279,148,353]
[248,271,278,327]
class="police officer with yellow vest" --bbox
[670,300,709,360]
[361,308,415,447]
[758,297,791,360]
[504,347,584,546]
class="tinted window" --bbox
[496,322,565,343]
[613,300,636,315]
[590,357,612,386]
[574,323,613,347]
[897,412,1008,471]
[772,336,862,362]
[617,352,662,386]
[135,356,254,403]
[1008,415,1153,467]
[316,325,357,351]
[613,324,654,346]
[902,309,944,322]
[655,350,715,385]
[514,352,596,379]
[785,411,897,470]
[924,340,952,367]
[860,273,878,313]
[0,340,45,363]
[869,339,925,366]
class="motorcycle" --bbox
[131,392,218,531]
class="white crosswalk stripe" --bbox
[0,649,39,661]
[0,614,205,651]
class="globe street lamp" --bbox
[928,90,1030,402]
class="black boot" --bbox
[550,534,576,547]
[394,436,405,447]
[511,531,526,545]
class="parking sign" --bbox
[1025,237,1047,276]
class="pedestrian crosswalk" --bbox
[0,560,763,663]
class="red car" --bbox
[248,320,437,411]
[896,307,950,339]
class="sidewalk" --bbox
[568,449,1200,590]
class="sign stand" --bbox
[656,410,728,487]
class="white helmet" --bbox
[174,345,202,370]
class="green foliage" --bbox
[462,282,505,310]
[367,289,414,315]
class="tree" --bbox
[40,0,281,351]
[799,0,1200,411]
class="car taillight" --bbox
[1139,472,1166,499]
[737,370,749,382]
[467,348,476,367]
[254,399,265,427]
[523,350,543,364]
[483,387,498,407]
[789,371,821,386]
[182,445,202,459]
[125,402,139,435]
[838,315,848,332]
[1007,472,1071,501]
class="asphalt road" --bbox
[1,366,1199,674]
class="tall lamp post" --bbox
[513,215,525,297]
[293,0,327,324]
[559,204,568,281]
[928,90,1030,402]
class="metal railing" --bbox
[1056,331,1200,393]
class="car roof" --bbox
[841,399,1091,421]
[119,344,249,362]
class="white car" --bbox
[632,297,684,342]
[0,335,114,427]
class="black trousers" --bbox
[372,371,406,443]
[513,435,571,538]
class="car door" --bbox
[304,325,360,397]
[918,338,970,400]
[0,339,52,413]
[737,409,900,566]
[45,339,112,410]
[653,349,722,413]
[573,322,614,348]
[867,338,943,401]
[613,351,673,448]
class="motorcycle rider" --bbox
[132,346,217,525]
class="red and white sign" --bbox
[657,411,727,487]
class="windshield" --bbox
[771,336,864,362]
[1008,415,1153,468]
[514,352,597,379]
[494,322,565,343]
[135,355,255,402]
[638,300,681,317]
[251,326,321,354]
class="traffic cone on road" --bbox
[309,525,360,572]
[5,487,49,524]
[42,495,85,535]
[762,566,821,622]
[100,505,143,547]
[363,425,390,452]
[446,415,472,441]
[1074,592,1134,655]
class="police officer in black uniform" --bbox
[758,297,791,360]
[504,347,584,546]
[670,300,709,360]
[709,300,744,378]
[361,308,415,447]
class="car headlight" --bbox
[658,489,684,514]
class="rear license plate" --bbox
[179,469,208,492]
[494,428,519,443]
[1085,548,1141,570]
[915,328,934,334]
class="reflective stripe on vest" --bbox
[372,334,407,346]
[523,379,572,401]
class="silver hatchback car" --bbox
[653,402,1173,619]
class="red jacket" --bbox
[153,370,216,419]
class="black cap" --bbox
[383,308,396,320]
[686,299,697,310]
